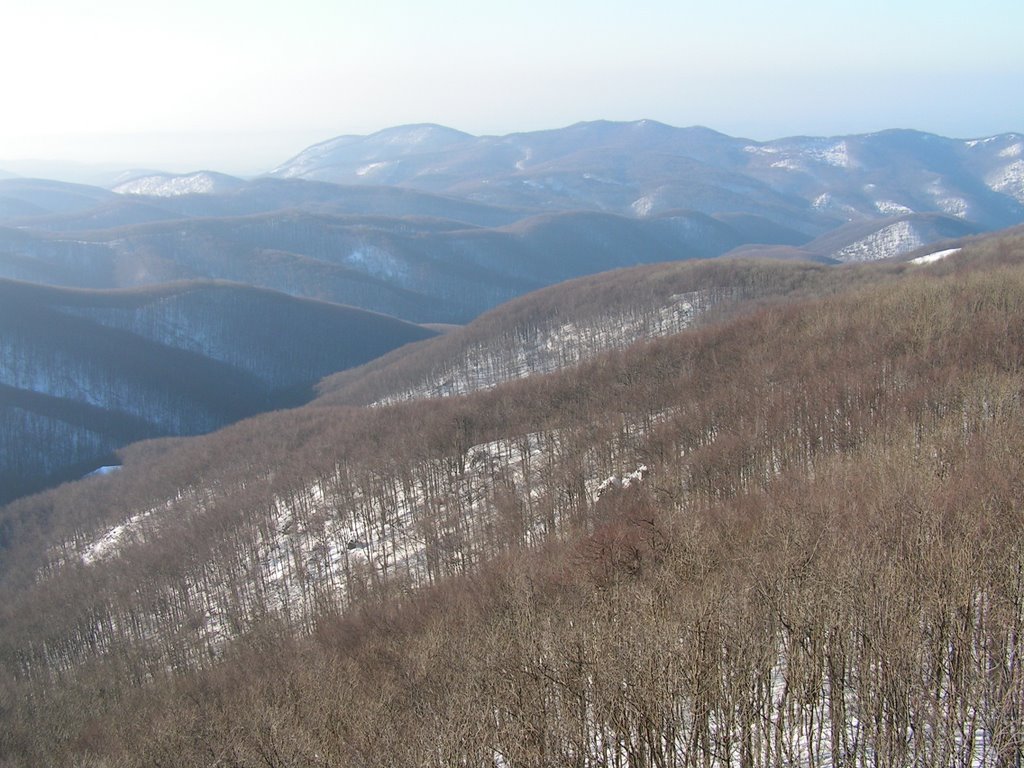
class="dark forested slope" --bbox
[0,279,435,504]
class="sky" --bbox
[1,0,1022,179]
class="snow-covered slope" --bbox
[113,171,246,197]
[317,258,849,408]
[802,213,980,263]
[376,292,706,403]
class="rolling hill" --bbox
[0,208,808,323]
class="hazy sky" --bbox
[2,0,1022,177]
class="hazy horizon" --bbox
[3,0,1022,181]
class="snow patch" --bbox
[812,192,860,217]
[596,465,648,496]
[806,140,855,168]
[938,196,969,218]
[874,200,913,215]
[988,160,1024,203]
[910,247,961,265]
[770,158,803,171]
[344,246,408,281]
[631,195,656,216]
[514,147,533,171]
[84,465,122,478]
[834,220,924,262]
[355,161,390,177]
[926,180,970,217]
[81,505,159,564]
[113,172,228,197]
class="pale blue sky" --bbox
[2,0,1022,175]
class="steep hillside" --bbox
[0,280,435,504]
[317,258,900,406]
[3,233,1024,765]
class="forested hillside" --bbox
[2,231,1023,765]
[0,280,435,504]
[317,257,902,407]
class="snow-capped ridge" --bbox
[113,171,245,197]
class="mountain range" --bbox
[1,122,1020,324]
[269,121,1024,227]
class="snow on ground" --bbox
[812,192,861,218]
[771,158,803,171]
[50,288,715,656]
[80,504,159,565]
[355,161,391,177]
[631,194,656,216]
[596,465,648,496]
[113,172,226,197]
[514,147,533,171]
[988,160,1024,203]
[910,247,961,265]
[834,220,924,263]
[921,178,969,218]
[749,140,855,171]
[84,465,122,478]
[0,339,199,432]
[812,193,832,211]
[344,246,409,281]
[66,422,653,652]
[875,200,914,215]
[938,196,969,218]
[380,291,709,404]
[807,140,855,168]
